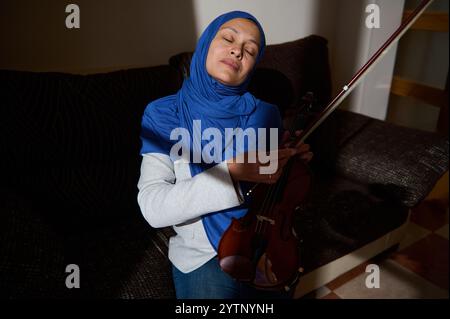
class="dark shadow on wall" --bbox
[0,0,197,73]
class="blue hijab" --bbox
[140,11,282,250]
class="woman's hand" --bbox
[289,130,314,163]
[227,130,313,184]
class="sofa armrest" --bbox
[334,110,449,207]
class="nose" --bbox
[230,47,242,59]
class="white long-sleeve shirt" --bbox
[137,153,245,273]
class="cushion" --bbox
[334,110,449,207]
[252,35,332,115]
[0,188,68,298]
[0,187,175,298]
[0,66,181,225]
[294,175,409,272]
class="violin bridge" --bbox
[256,215,275,225]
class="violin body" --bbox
[218,159,312,290]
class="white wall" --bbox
[331,0,405,120]
[356,0,405,120]
[191,0,337,46]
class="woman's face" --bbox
[206,18,261,86]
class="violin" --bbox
[218,93,316,291]
[217,0,434,291]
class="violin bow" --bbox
[298,0,434,143]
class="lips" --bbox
[220,59,240,72]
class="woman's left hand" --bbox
[281,130,314,163]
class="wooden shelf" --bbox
[402,10,449,32]
[390,76,448,109]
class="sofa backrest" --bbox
[0,66,181,227]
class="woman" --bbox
[138,11,313,299]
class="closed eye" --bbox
[246,50,255,56]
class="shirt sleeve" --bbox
[137,152,245,228]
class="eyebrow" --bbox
[220,26,260,48]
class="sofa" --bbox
[0,35,448,299]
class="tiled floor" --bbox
[305,199,449,299]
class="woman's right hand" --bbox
[226,130,313,184]
[227,147,298,184]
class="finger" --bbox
[285,130,303,148]
[275,156,290,169]
[294,137,309,149]
[264,168,283,184]
[262,174,277,184]
[300,152,314,162]
[281,130,291,145]
[297,143,310,153]
[263,155,291,178]
[276,148,297,158]
[300,151,313,158]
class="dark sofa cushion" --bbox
[0,66,181,298]
[0,187,68,298]
[0,66,181,226]
[334,110,449,207]
[62,215,175,299]
[0,187,175,298]
[294,174,409,272]
[252,35,332,115]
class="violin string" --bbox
[256,182,276,234]
[260,161,291,235]
[259,157,293,234]
[257,159,284,234]
[254,179,270,234]
[255,113,300,234]
[255,147,280,234]
[258,182,277,234]
[258,116,298,234]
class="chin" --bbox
[214,75,238,86]
[216,71,246,86]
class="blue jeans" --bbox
[172,257,294,299]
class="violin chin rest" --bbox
[219,256,254,281]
